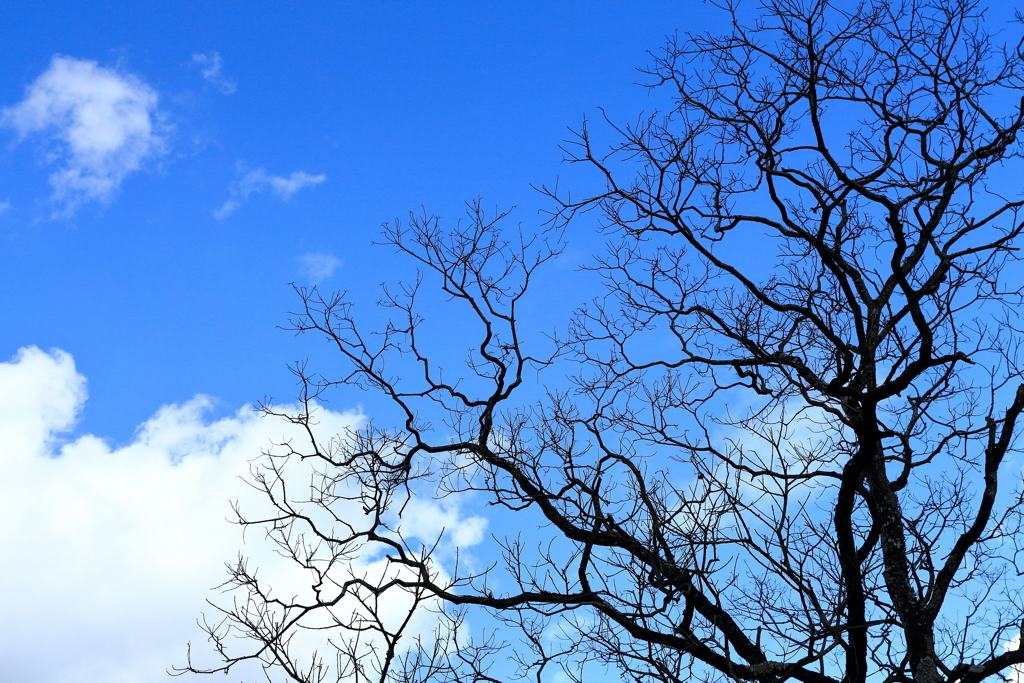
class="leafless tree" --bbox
[181,1,1024,682]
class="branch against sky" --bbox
[0,5,790,681]
[182,1,1024,682]
[0,345,490,683]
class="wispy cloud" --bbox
[1,56,167,216]
[299,252,343,283]
[192,52,236,94]
[0,200,10,214]
[214,165,325,219]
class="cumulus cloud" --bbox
[299,252,342,283]
[0,345,486,683]
[1,56,167,216]
[191,52,236,94]
[214,165,325,219]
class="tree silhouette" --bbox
[182,1,1024,682]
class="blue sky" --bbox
[0,2,723,681]
[0,1,716,442]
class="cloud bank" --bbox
[1,56,167,215]
[214,165,325,219]
[0,346,485,682]
[192,51,236,94]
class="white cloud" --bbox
[0,345,485,682]
[214,165,325,219]
[1005,636,1024,683]
[0,199,10,213]
[1,56,167,216]
[400,497,488,549]
[191,52,236,94]
[299,251,342,283]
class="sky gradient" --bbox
[0,2,731,681]
[1,1,719,442]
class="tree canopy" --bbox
[183,1,1024,682]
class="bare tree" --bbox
[181,1,1024,682]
